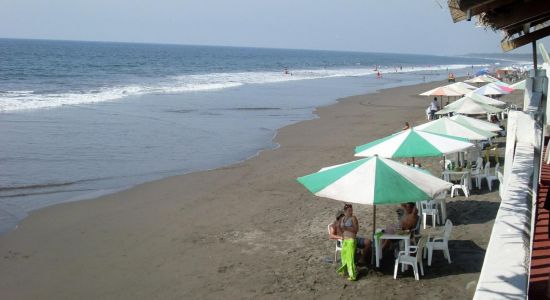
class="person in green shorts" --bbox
[337,203,358,281]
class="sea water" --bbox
[0,38,506,233]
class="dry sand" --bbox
[0,80,521,299]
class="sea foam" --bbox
[0,64,486,112]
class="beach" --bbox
[1,39,499,234]
[0,79,515,299]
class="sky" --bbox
[0,0,548,55]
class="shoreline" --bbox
[0,74,452,235]
[0,78,500,299]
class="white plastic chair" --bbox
[328,224,342,263]
[469,157,483,187]
[434,191,448,223]
[451,172,470,197]
[485,163,500,191]
[425,219,453,266]
[411,214,422,244]
[394,236,427,280]
[467,150,481,167]
[472,162,490,189]
[497,171,504,198]
[440,159,452,173]
[420,200,439,229]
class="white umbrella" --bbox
[492,80,512,88]
[447,82,477,90]
[436,97,503,115]
[420,85,466,108]
[444,83,474,95]
[420,86,465,97]
[461,92,506,106]
[510,80,526,90]
[473,83,511,96]
[465,75,498,84]
[450,115,502,132]
[498,66,515,72]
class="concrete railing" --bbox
[473,111,536,300]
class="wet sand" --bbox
[0,80,521,299]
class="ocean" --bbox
[0,38,506,233]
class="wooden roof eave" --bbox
[501,22,550,52]
[448,0,550,51]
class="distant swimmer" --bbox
[284,67,289,75]
[376,71,382,79]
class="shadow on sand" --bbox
[445,200,500,225]
[372,240,485,279]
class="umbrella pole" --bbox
[371,205,376,265]
[373,205,376,236]
[412,157,416,166]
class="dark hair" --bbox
[406,202,415,207]
[344,203,352,209]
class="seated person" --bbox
[382,202,419,249]
[328,210,345,243]
[499,125,506,137]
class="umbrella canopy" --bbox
[447,82,477,91]
[354,128,473,158]
[460,92,506,106]
[450,115,502,132]
[473,83,511,96]
[297,156,452,205]
[475,68,489,76]
[492,80,512,88]
[491,81,514,92]
[436,97,503,115]
[465,75,498,84]
[498,66,516,72]
[420,86,465,97]
[510,80,526,90]
[415,117,497,141]
[443,83,473,95]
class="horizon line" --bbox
[0,36,510,58]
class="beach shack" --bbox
[448,1,550,299]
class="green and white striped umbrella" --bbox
[354,128,473,158]
[415,117,497,141]
[297,156,452,205]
